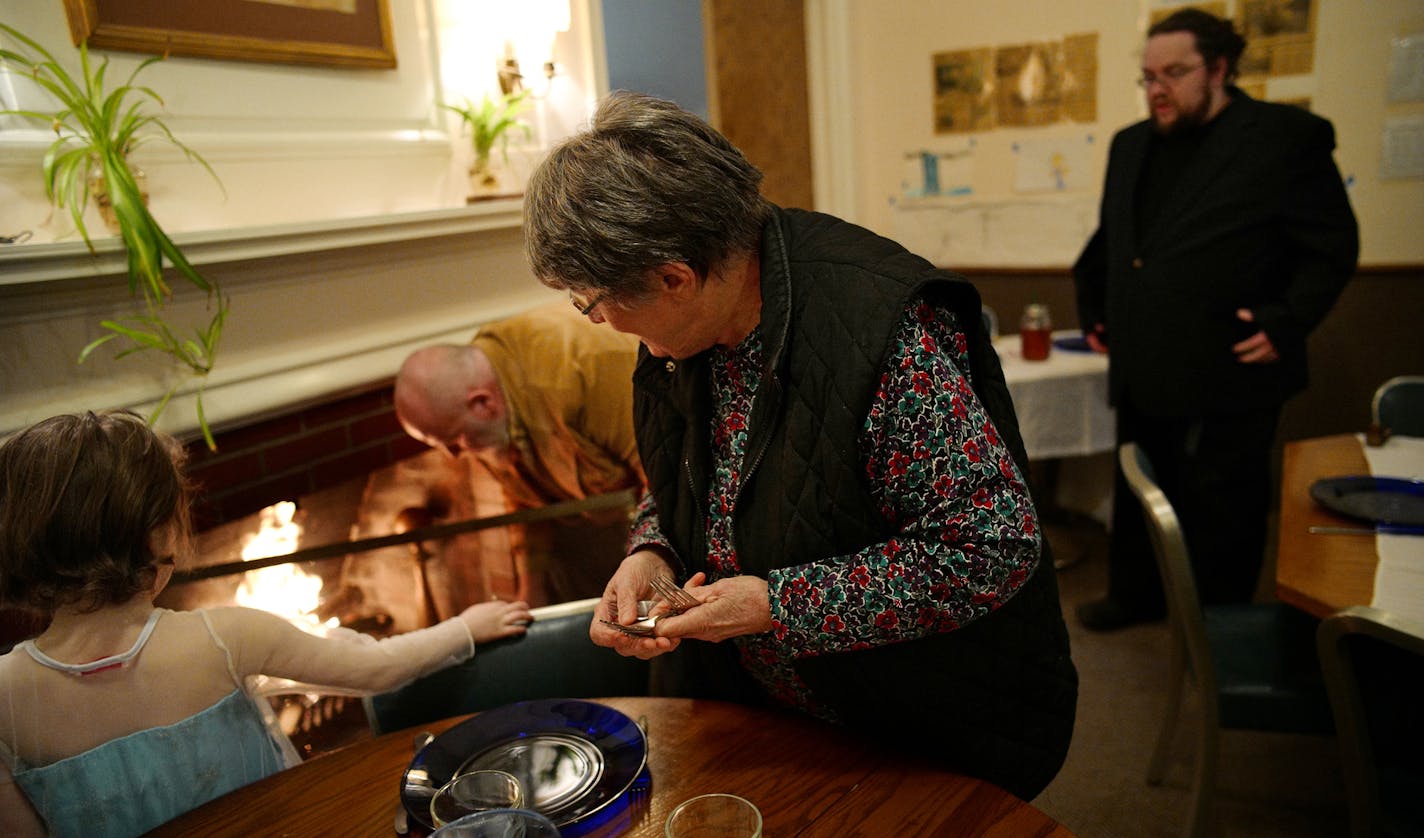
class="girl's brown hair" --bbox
[0,410,192,613]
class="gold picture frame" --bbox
[61,0,396,70]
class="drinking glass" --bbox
[430,770,525,827]
[428,808,560,838]
[665,793,763,838]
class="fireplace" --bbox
[158,438,632,756]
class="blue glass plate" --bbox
[1052,335,1094,352]
[401,699,648,833]
[1310,475,1424,526]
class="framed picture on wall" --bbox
[61,0,396,69]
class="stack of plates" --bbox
[401,699,649,835]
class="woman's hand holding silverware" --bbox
[654,575,772,643]
[592,551,695,656]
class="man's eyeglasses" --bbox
[569,288,606,316]
[1136,62,1204,88]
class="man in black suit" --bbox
[1073,8,1358,630]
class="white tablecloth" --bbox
[992,332,1115,461]
[992,332,1115,526]
[1362,434,1424,622]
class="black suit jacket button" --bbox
[1131,257,1144,269]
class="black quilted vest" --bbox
[634,207,1077,800]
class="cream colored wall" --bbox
[838,0,1424,267]
[1,1,446,240]
[0,1,601,241]
[1313,0,1424,263]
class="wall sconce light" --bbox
[492,0,570,98]
[496,44,557,97]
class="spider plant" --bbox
[0,23,226,449]
[440,89,531,188]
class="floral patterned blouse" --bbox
[629,300,1039,719]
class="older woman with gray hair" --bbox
[524,91,1076,800]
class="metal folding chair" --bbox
[1317,606,1424,838]
[1120,443,1334,838]
[1371,375,1424,437]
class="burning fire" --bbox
[234,501,338,635]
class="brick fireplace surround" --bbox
[183,382,425,532]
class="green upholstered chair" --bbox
[1371,375,1424,438]
[1119,443,1334,838]
[364,598,651,735]
[1317,606,1424,838]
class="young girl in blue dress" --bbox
[0,410,532,837]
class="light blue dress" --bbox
[5,611,290,838]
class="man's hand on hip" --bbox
[1232,308,1280,363]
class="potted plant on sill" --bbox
[1,23,226,449]
[440,89,530,199]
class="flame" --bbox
[234,501,338,635]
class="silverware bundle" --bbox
[599,576,699,637]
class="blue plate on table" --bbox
[1052,335,1094,352]
[1309,475,1424,526]
[401,699,648,835]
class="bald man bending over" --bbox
[394,302,645,604]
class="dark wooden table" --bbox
[1275,433,1378,617]
[147,696,1076,837]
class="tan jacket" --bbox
[472,302,644,509]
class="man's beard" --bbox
[1153,93,1213,135]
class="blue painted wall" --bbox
[600,0,707,119]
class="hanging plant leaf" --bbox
[2,22,227,449]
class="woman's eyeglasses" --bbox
[569,289,606,316]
